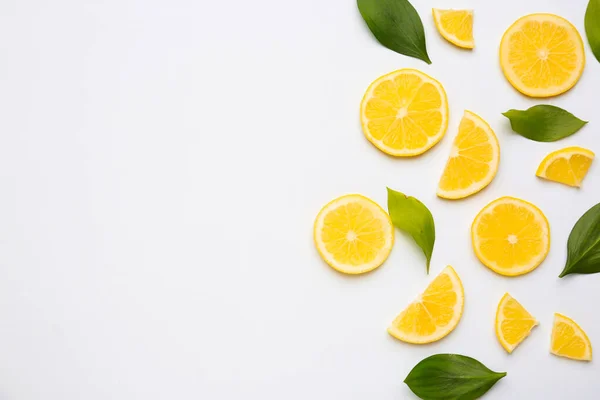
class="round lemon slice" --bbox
[471,197,550,276]
[360,69,448,157]
[500,13,585,97]
[314,194,394,274]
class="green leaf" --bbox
[559,203,600,277]
[386,188,434,272]
[586,0,600,63]
[357,0,431,64]
[502,105,587,142]
[404,354,507,400]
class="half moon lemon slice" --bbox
[437,110,499,199]
[388,266,464,344]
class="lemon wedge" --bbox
[551,313,592,361]
[536,146,594,188]
[495,293,538,353]
[433,9,474,49]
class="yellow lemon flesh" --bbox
[388,266,464,344]
[437,110,500,199]
[500,13,585,98]
[432,9,474,49]
[313,194,394,274]
[471,197,550,276]
[360,69,448,157]
[495,293,538,353]
[536,146,594,188]
[551,313,592,361]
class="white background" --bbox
[0,0,599,399]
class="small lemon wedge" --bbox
[551,313,592,361]
[536,146,594,188]
[495,293,538,353]
[433,9,474,49]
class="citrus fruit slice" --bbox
[360,69,449,157]
[471,197,550,276]
[432,9,474,49]
[536,146,594,188]
[499,13,585,97]
[437,110,500,199]
[551,313,592,361]
[495,293,538,353]
[313,194,394,274]
[388,266,464,344]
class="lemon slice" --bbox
[437,110,500,199]
[360,69,449,157]
[432,9,474,49]
[388,266,464,344]
[536,146,595,187]
[500,13,585,97]
[313,194,394,274]
[551,313,592,361]
[495,293,538,353]
[471,197,550,276]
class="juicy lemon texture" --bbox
[500,13,585,98]
[432,9,474,49]
[536,146,594,187]
[551,313,592,361]
[388,266,464,344]
[360,69,449,156]
[437,110,500,199]
[471,197,550,276]
[495,293,538,353]
[314,194,394,274]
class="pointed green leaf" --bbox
[357,0,431,64]
[386,188,434,272]
[559,202,600,277]
[586,0,600,63]
[404,354,507,400]
[502,105,587,142]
